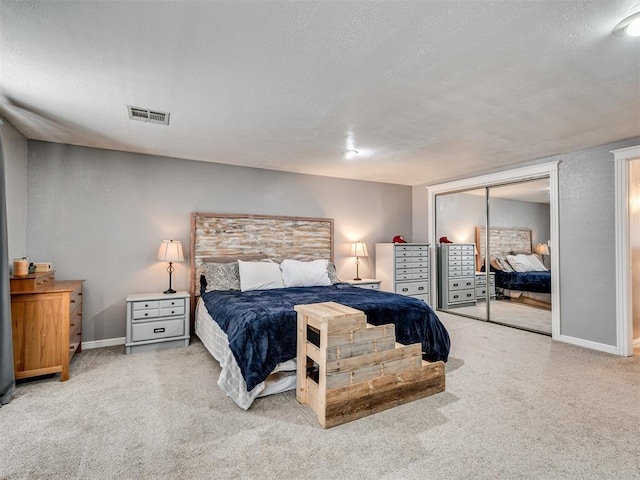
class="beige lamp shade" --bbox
[535,243,550,256]
[157,240,184,262]
[350,241,368,258]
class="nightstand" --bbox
[125,291,190,354]
[343,278,382,290]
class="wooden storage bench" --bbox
[294,302,445,428]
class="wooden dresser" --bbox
[10,271,85,381]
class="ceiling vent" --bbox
[127,105,170,125]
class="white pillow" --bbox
[506,254,536,273]
[280,259,331,287]
[238,260,284,291]
[507,253,543,272]
[526,254,548,272]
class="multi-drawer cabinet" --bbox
[375,243,430,304]
[475,272,496,300]
[10,278,84,381]
[438,243,476,308]
[125,291,190,354]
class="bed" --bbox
[191,212,450,409]
[475,226,551,309]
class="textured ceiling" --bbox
[1,0,639,186]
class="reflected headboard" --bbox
[190,212,334,300]
[475,226,532,271]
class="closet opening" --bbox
[427,161,560,339]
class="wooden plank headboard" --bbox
[190,212,334,299]
[475,226,532,271]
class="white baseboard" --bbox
[81,337,126,350]
[558,335,618,355]
[634,337,640,347]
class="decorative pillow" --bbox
[202,262,241,292]
[506,254,537,273]
[526,254,548,272]
[238,260,284,291]
[280,259,331,287]
[489,259,503,271]
[326,262,340,284]
[492,255,514,272]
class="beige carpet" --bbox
[1,313,639,480]
[442,299,552,334]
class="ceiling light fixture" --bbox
[613,11,640,37]
[344,149,359,159]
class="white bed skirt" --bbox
[195,298,297,409]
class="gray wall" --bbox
[0,119,28,266]
[434,191,550,250]
[26,141,412,342]
[414,136,640,348]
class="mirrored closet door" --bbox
[435,178,552,335]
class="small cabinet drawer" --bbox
[160,306,185,317]
[132,318,184,342]
[159,298,184,309]
[133,300,159,310]
[133,308,160,320]
[396,281,429,296]
[448,289,474,303]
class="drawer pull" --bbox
[70,299,76,303]
[171,310,175,314]
[402,288,408,292]
[466,293,472,298]
[70,323,75,327]
[418,286,424,291]
[69,346,74,350]
[154,327,165,333]
[144,313,149,316]
[453,283,459,287]
[144,303,149,307]
[453,294,459,299]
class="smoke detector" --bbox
[127,105,170,125]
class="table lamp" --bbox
[350,241,368,281]
[157,240,184,294]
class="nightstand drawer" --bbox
[133,308,160,320]
[132,318,184,342]
[160,306,185,317]
[133,300,159,310]
[159,298,184,309]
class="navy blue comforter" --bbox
[201,284,450,391]
[493,270,551,293]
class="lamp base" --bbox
[163,288,176,294]
[353,277,362,281]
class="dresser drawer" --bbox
[395,245,428,254]
[132,318,184,342]
[69,285,82,309]
[160,306,185,317]
[449,278,474,291]
[448,289,474,303]
[396,281,428,296]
